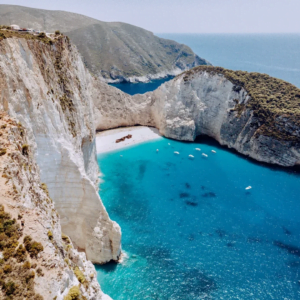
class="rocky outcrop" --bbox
[0,112,111,300]
[93,67,300,167]
[0,35,121,264]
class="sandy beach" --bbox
[96,126,163,154]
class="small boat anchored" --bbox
[174,151,180,155]
[245,186,252,190]
[189,155,194,159]
[211,150,216,153]
[195,148,201,151]
[202,153,208,157]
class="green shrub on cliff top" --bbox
[182,66,300,143]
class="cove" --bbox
[109,76,174,95]
[96,136,300,299]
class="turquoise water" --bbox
[109,76,174,95]
[96,137,300,299]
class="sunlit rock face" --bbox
[0,36,121,264]
[93,70,300,167]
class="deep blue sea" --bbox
[96,34,300,299]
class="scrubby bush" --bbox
[24,236,44,258]
[64,286,81,300]
[47,230,53,240]
[0,148,6,156]
[41,183,49,196]
[36,267,44,277]
[23,261,31,269]
[74,267,85,283]
[2,280,16,296]
[22,144,29,156]
[37,32,46,38]
[3,264,12,273]
[55,30,61,35]
[15,244,27,262]
[62,233,70,243]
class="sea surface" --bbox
[96,34,300,299]
[96,137,300,299]
[110,34,300,95]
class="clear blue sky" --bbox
[1,0,299,33]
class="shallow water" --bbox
[96,137,300,300]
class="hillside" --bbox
[0,4,210,82]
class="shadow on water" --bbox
[137,160,148,180]
[273,241,300,257]
[95,261,118,273]
[195,135,300,176]
[104,161,150,224]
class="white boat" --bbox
[202,153,208,157]
[245,186,252,190]
[211,150,216,153]
[156,149,159,152]
[189,155,194,158]
[195,148,201,151]
[174,151,180,155]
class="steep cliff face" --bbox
[0,112,111,300]
[93,67,300,167]
[0,35,121,264]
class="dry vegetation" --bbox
[0,27,53,45]
[0,205,44,300]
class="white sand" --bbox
[96,126,163,154]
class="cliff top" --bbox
[0,27,61,45]
[0,5,209,82]
[182,66,300,143]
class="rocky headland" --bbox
[0,25,300,300]
[94,66,300,167]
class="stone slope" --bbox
[0,112,111,300]
[0,35,121,264]
[93,67,300,167]
[0,4,210,83]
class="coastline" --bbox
[96,126,163,154]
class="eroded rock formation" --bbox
[0,35,121,265]
[0,112,111,300]
[94,67,300,167]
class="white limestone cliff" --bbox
[0,112,111,299]
[93,70,300,167]
[0,36,121,265]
